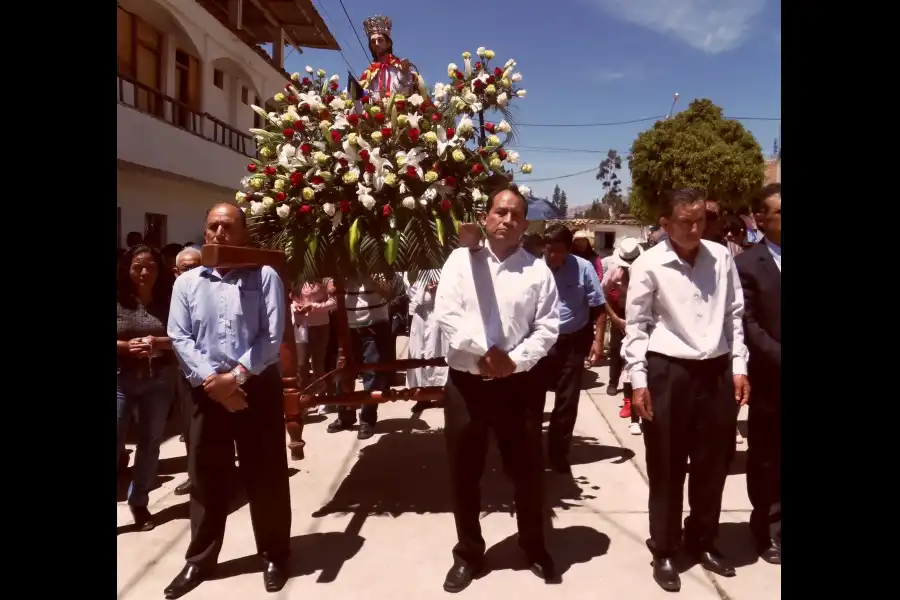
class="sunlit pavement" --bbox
[117,363,779,600]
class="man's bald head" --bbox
[174,246,201,276]
[204,203,248,247]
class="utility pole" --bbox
[664,92,680,120]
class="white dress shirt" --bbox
[764,238,781,272]
[434,246,560,375]
[622,239,749,389]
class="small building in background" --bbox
[764,158,781,185]
[539,215,646,258]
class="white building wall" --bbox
[117,167,234,247]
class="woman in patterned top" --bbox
[116,245,177,531]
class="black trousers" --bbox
[177,376,192,445]
[185,365,291,567]
[538,324,592,465]
[337,321,393,426]
[608,304,626,389]
[643,352,737,557]
[747,387,781,545]
[444,368,548,567]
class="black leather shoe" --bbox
[529,559,562,584]
[130,506,156,532]
[691,548,736,577]
[759,540,781,565]
[164,564,211,599]
[443,560,483,593]
[174,479,192,496]
[652,557,681,592]
[263,560,289,592]
[357,423,375,440]
[326,417,355,433]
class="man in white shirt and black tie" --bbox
[623,188,750,592]
[434,184,560,593]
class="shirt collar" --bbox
[764,238,781,255]
[659,237,711,266]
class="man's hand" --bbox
[632,387,654,421]
[612,316,627,331]
[398,58,410,74]
[219,388,249,412]
[588,341,604,366]
[128,337,150,358]
[203,373,240,403]
[480,346,516,378]
[733,374,750,406]
[458,223,482,249]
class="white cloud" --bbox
[590,0,766,54]
[594,69,626,82]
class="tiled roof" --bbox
[548,217,643,227]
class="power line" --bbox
[338,0,371,64]
[517,167,599,183]
[311,0,362,74]
[512,145,616,154]
[516,115,781,128]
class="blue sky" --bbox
[284,0,780,211]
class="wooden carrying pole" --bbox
[201,244,447,460]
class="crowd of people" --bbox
[116,181,780,597]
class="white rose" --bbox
[408,93,425,107]
[305,65,313,74]
[276,204,291,219]
[476,47,486,57]
[497,120,511,133]
[496,92,509,108]
[511,72,523,82]
[447,63,458,77]
[330,74,340,83]
[323,202,336,217]
[516,89,527,97]
[250,201,266,216]
[518,185,531,196]
[401,196,416,209]
[360,196,376,210]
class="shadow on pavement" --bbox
[484,524,611,576]
[729,450,747,475]
[737,419,748,439]
[212,531,365,584]
[715,521,760,568]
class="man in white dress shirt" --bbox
[623,188,750,592]
[434,185,560,593]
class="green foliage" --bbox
[625,187,656,224]
[628,99,765,213]
[558,190,568,217]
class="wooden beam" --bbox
[272,27,285,69]
[246,0,304,60]
[227,0,243,30]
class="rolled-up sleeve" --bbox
[622,259,655,390]
[435,249,488,356]
[237,266,286,375]
[168,276,217,387]
[583,260,606,307]
[724,253,749,376]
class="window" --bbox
[598,232,615,250]
[174,48,202,129]
[117,6,163,116]
[241,86,249,105]
[144,213,168,249]
[213,68,224,89]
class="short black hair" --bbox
[486,182,529,218]
[723,215,746,237]
[660,188,706,218]
[126,231,143,246]
[750,183,781,214]
[161,243,183,258]
[543,223,573,248]
[206,202,247,229]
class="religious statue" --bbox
[359,15,426,100]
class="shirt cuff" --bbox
[731,356,748,376]
[189,364,217,388]
[630,369,648,390]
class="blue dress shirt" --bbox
[168,265,285,387]
[548,254,606,335]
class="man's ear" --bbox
[476,211,487,226]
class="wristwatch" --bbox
[230,367,249,386]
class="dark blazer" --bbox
[735,242,781,396]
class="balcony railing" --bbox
[117,73,257,159]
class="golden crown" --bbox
[363,15,392,38]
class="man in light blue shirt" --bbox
[539,224,608,474]
[165,203,291,598]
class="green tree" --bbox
[558,190,569,217]
[552,185,561,209]
[629,99,765,214]
[596,149,626,218]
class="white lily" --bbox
[497,120,512,133]
[433,83,449,101]
[457,115,475,137]
[506,150,520,164]
[329,74,340,83]
[367,148,394,191]
[462,91,483,113]
[435,125,460,158]
[496,92,509,108]
[333,136,372,164]
[511,72,523,82]
[464,57,472,77]
[397,147,427,180]
[357,183,376,210]
[298,91,322,111]
[329,96,346,112]
[284,105,301,123]
[406,112,422,129]
[330,113,350,130]
[278,143,297,169]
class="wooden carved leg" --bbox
[281,306,306,461]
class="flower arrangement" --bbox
[237,48,533,280]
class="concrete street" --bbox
[117,363,780,600]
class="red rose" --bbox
[406,166,417,178]
[360,95,370,104]
[474,61,482,70]
[330,81,339,91]
[299,205,312,214]
[473,80,484,91]
[446,127,455,138]
[365,163,376,174]
[302,77,311,86]
[290,172,304,186]
[282,128,295,137]
[498,149,507,160]
[348,114,360,126]
[396,100,406,112]
[381,127,392,137]
[431,113,441,122]
[494,67,503,77]
[311,176,324,185]
[275,191,286,201]
[300,143,312,155]
[472,164,484,174]
[339,158,349,168]
[382,205,392,217]
[247,164,257,172]
[478,147,488,156]
[300,103,310,112]
[339,200,352,213]
[440,198,451,211]
[359,149,370,162]
[454,82,464,92]
[455,70,464,80]
[325,94,335,104]
[486,75,495,85]
[484,122,495,133]
[444,176,458,187]
[374,112,386,123]
[264,166,277,175]
[330,130,342,142]
[408,128,420,142]
[284,83,292,91]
